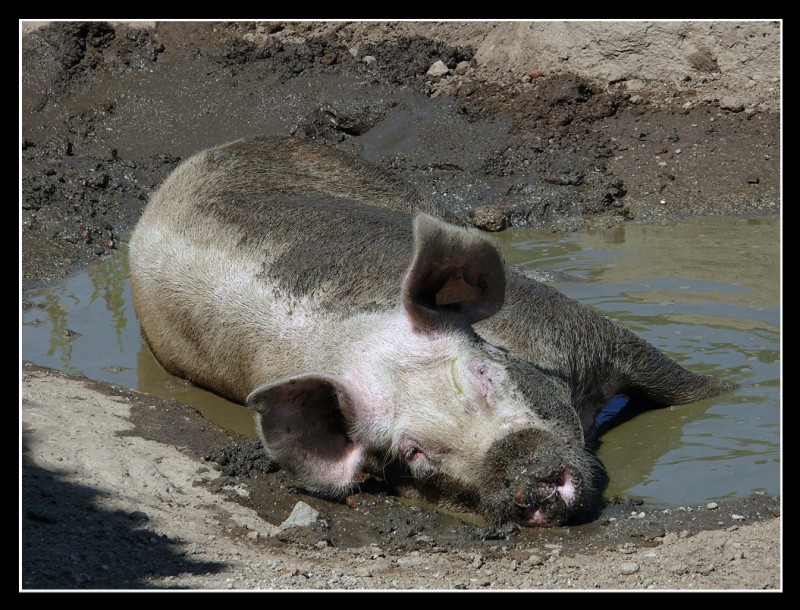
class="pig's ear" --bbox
[246,373,364,497]
[402,214,506,331]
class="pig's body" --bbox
[129,136,734,526]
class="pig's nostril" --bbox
[513,485,529,508]
[542,485,558,501]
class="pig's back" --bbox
[128,136,422,400]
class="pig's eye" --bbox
[398,438,435,475]
[400,442,433,471]
[404,446,426,462]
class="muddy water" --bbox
[495,215,781,505]
[21,215,780,506]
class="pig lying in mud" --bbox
[128,136,735,527]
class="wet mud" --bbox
[22,21,779,289]
[21,21,781,588]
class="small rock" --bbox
[354,567,373,578]
[414,534,436,546]
[427,60,450,78]
[468,206,509,232]
[525,554,544,566]
[625,78,646,91]
[643,529,665,541]
[654,146,669,155]
[345,495,360,509]
[719,96,745,113]
[315,540,329,549]
[732,514,746,521]
[747,176,760,184]
[280,501,319,529]
[363,55,376,65]
[527,69,544,79]
[706,502,719,510]
[247,530,260,540]
[454,61,470,74]
[620,562,640,575]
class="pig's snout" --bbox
[480,428,596,527]
[511,465,581,527]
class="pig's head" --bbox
[247,214,599,527]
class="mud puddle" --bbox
[21,215,780,520]
[496,215,780,506]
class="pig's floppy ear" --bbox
[246,373,364,497]
[402,214,506,332]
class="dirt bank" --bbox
[20,20,782,591]
[22,364,780,590]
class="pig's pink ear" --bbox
[246,373,364,497]
[402,214,506,332]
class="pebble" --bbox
[414,534,436,546]
[527,69,545,79]
[706,502,718,510]
[643,529,665,541]
[468,206,509,232]
[279,501,319,529]
[720,95,745,113]
[620,562,640,575]
[427,60,450,78]
[732,514,746,521]
[454,61,470,74]
[362,55,376,65]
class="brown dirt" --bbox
[20,20,782,591]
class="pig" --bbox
[128,135,735,527]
